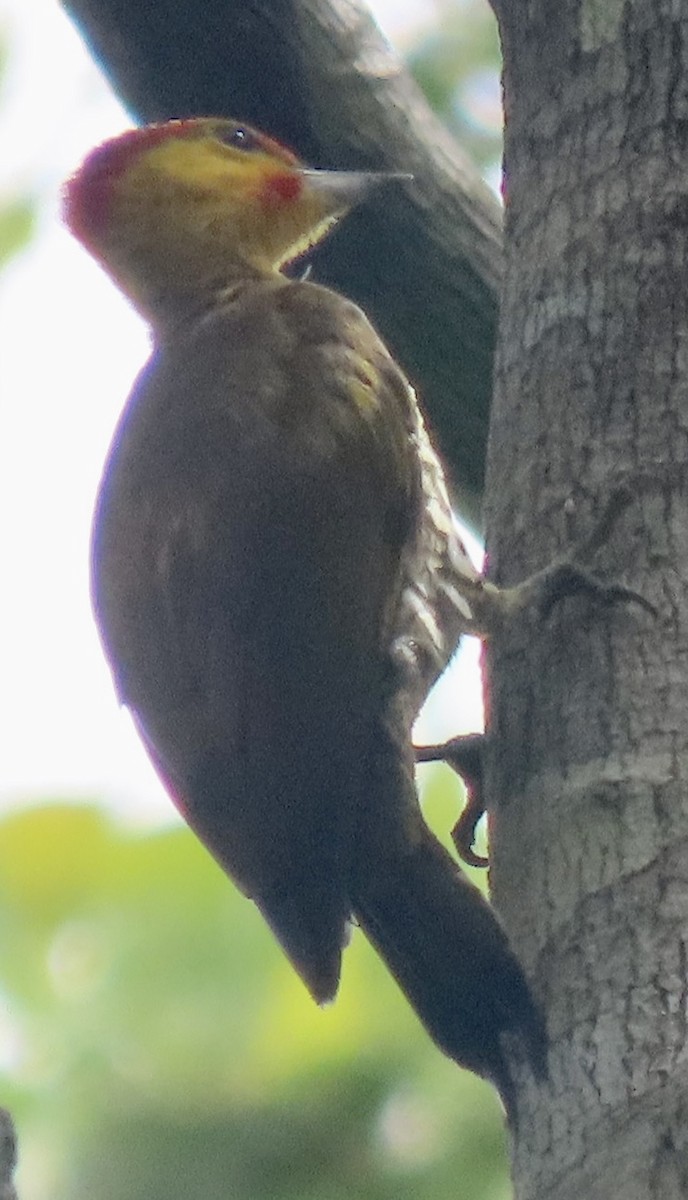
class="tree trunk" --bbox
[485,2,688,1196]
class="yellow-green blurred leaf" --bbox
[0,198,36,270]
[0,800,508,1200]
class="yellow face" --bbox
[64,119,344,324]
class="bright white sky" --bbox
[0,0,484,823]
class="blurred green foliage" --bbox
[0,771,510,1200]
[0,197,35,271]
[0,28,37,270]
[409,0,502,178]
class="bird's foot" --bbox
[503,560,658,624]
[484,480,659,629]
[415,733,488,867]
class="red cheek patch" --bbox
[260,170,303,209]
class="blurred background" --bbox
[0,1,507,1196]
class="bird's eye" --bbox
[219,126,260,152]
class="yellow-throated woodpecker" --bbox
[65,118,551,1112]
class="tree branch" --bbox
[60,0,502,522]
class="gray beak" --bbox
[298,168,413,207]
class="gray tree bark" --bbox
[485,1,688,1195]
[0,1111,17,1200]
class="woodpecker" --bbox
[65,117,551,1111]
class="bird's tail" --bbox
[351,828,546,1116]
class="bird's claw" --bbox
[415,733,488,868]
[528,561,658,622]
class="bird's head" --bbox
[64,117,407,328]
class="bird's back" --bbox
[92,278,423,1001]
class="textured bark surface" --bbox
[0,1111,17,1200]
[60,0,502,522]
[485,2,688,1196]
